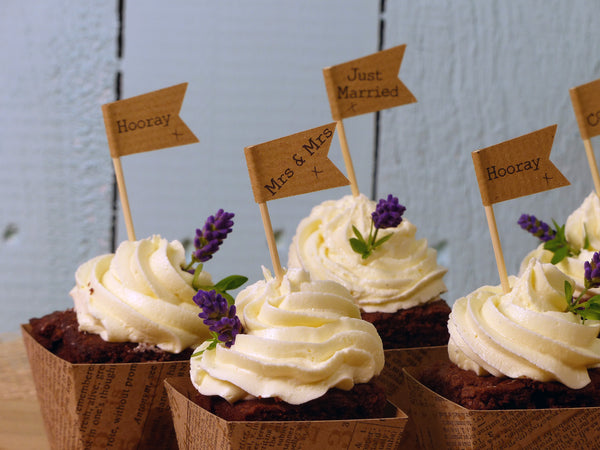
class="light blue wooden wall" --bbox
[2,1,600,332]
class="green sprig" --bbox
[543,221,579,264]
[564,280,600,323]
[194,272,248,306]
[191,331,220,357]
[350,223,393,260]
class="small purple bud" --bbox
[372,195,406,230]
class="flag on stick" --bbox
[471,125,569,293]
[102,83,198,240]
[245,124,349,281]
[323,45,416,196]
[570,79,600,195]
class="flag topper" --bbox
[472,125,569,292]
[102,83,198,240]
[323,45,416,196]
[245,124,349,281]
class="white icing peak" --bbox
[190,267,384,404]
[287,194,447,313]
[520,192,600,295]
[71,235,212,353]
[449,259,600,389]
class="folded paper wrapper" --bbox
[21,324,188,450]
[379,346,449,449]
[404,365,600,450]
[164,376,408,450]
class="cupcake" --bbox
[406,258,600,449]
[287,193,449,349]
[23,210,241,449]
[165,268,408,449]
[519,191,600,297]
[287,193,450,420]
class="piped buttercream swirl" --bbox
[190,268,384,404]
[70,235,212,353]
[287,194,447,313]
[449,259,600,389]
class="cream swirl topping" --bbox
[190,268,384,404]
[520,192,600,294]
[449,259,600,389]
[287,194,447,313]
[71,235,212,353]
[565,191,600,250]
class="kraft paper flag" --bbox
[244,123,349,203]
[570,78,600,140]
[102,83,198,157]
[472,124,569,206]
[323,45,416,120]
[570,79,600,195]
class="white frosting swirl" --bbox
[449,259,600,389]
[70,235,212,353]
[520,192,600,295]
[190,268,384,404]
[565,191,600,250]
[287,194,447,313]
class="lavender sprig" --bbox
[518,214,577,264]
[193,209,235,262]
[183,209,248,304]
[350,195,405,260]
[518,214,555,242]
[565,251,600,323]
[192,290,243,356]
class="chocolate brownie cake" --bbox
[29,309,192,364]
[361,299,450,349]
[419,360,600,410]
[437,259,600,411]
[193,380,388,421]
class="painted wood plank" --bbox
[379,0,600,303]
[118,1,380,286]
[0,2,118,331]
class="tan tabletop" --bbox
[0,332,49,450]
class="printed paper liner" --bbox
[164,376,408,450]
[404,365,600,450]
[379,346,449,449]
[21,324,188,449]
[380,346,448,411]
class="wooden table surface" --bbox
[0,333,49,450]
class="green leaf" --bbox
[584,225,592,250]
[373,233,392,248]
[550,245,569,264]
[214,275,248,292]
[350,238,368,255]
[191,332,220,357]
[564,281,574,303]
[352,225,366,243]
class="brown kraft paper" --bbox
[404,366,600,450]
[378,346,448,450]
[165,377,408,450]
[379,346,448,412]
[21,324,189,449]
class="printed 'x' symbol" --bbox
[312,166,324,179]
[543,172,553,184]
[172,129,183,140]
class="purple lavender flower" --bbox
[193,290,229,324]
[372,195,406,230]
[518,214,556,242]
[193,209,235,262]
[584,252,600,289]
[193,290,242,348]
